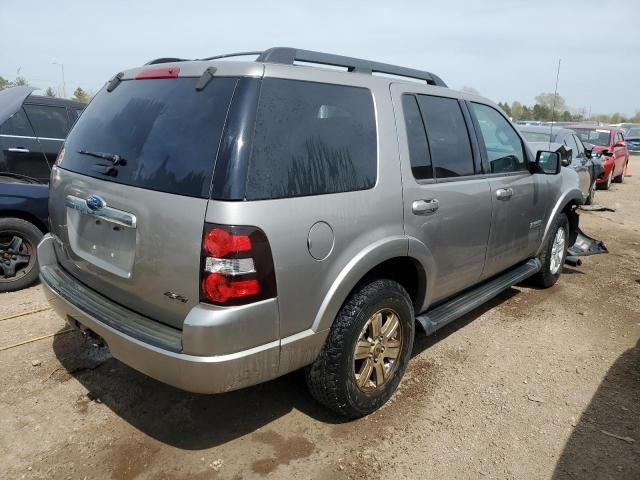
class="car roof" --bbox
[517,125,575,136]
[24,95,86,109]
[564,125,616,132]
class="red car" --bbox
[568,125,629,189]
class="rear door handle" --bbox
[496,188,514,200]
[412,199,439,215]
[7,147,30,153]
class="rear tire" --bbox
[614,165,625,183]
[585,180,596,205]
[600,169,613,190]
[530,213,568,288]
[0,218,43,293]
[305,279,415,419]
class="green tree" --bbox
[72,87,90,103]
[560,110,572,121]
[511,101,524,120]
[498,101,512,116]
[532,104,551,121]
[45,87,57,97]
[0,76,9,91]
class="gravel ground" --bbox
[0,158,638,480]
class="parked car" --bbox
[624,127,640,155]
[39,48,601,418]
[568,125,629,189]
[617,123,640,137]
[0,86,84,291]
[0,86,85,182]
[518,125,603,204]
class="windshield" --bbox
[573,128,611,147]
[626,128,640,139]
[61,77,237,198]
[521,131,551,143]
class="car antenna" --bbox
[549,58,561,151]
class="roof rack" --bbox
[256,47,447,87]
[148,47,447,87]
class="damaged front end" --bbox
[564,206,608,266]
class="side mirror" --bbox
[536,150,561,175]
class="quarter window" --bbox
[23,105,69,139]
[246,79,377,200]
[563,134,579,161]
[0,109,35,137]
[402,95,432,180]
[416,95,474,178]
[470,102,526,173]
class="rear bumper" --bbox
[595,158,615,184]
[38,234,281,394]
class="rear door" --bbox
[0,107,49,180]
[23,103,70,177]
[562,133,590,197]
[392,85,492,303]
[467,102,546,280]
[48,75,238,328]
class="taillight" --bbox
[135,67,180,80]
[55,146,65,166]
[200,224,276,306]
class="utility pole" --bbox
[52,62,66,97]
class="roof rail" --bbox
[145,57,189,65]
[256,47,447,87]
[200,51,263,61]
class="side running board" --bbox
[416,258,541,335]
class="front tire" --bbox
[614,162,626,183]
[305,279,415,419]
[531,213,568,288]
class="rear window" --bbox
[521,131,551,143]
[61,77,237,198]
[245,79,377,200]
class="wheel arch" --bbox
[537,189,583,256]
[0,211,48,234]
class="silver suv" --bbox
[39,48,586,418]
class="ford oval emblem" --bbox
[85,194,106,211]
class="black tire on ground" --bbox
[599,169,613,190]
[613,163,626,183]
[305,279,415,419]
[0,218,43,293]
[585,180,596,205]
[530,213,569,289]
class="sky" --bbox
[2,0,639,116]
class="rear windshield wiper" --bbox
[0,171,45,184]
[78,150,127,166]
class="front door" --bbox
[466,102,547,279]
[391,86,492,305]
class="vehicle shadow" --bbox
[52,329,343,450]
[51,287,522,450]
[552,340,640,479]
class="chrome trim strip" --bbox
[65,195,137,228]
[0,134,64,141]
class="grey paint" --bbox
[41,56,580,394]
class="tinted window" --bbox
[246,79,376,200]
[416,95,474,178]
[61,77,237,198]
[402,95,432,180]
[573,135,585,157]
[521,131,551,143]
[470,102,526,173]
[563,134,578,160]
[23,105,69,139]
[0,108,35,137]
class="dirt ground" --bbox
[1,159,639,480]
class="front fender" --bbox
[311,235,408,332]
[537,186,583,256]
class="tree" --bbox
[461,86,481,96]
[13,76,29,86]
[45,87,57,97]
[497,101,511,116]
[560,110,572,122]
[534,92,567,114]
[510,101,525,121]
[72,87,90,103]
[0,76,9,91]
